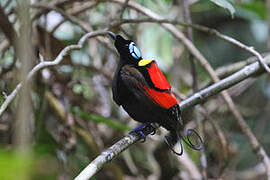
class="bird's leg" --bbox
[129,123,157,142]
[129,123,147,135]
[129,123,147,142]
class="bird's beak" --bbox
[108,31,116,40]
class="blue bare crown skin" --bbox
[129,42,141,59]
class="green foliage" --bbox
[210,0,235,18]
[0,149,60,180]
[71,107,131,131]
[0,151,33,180]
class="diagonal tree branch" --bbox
[75,54,270,180]
[110,1,270,178]
[110,18,270,74]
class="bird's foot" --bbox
[129,123,157,142]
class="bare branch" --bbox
[75,134,139,180]
[75,124,157,180]
[3,0,13,9]
[215,53,270,78]
[177,149,202,179]
[31,3,92,32]
[0,30,112,116]
[178,56,270,108]
[31,2,116,53]
[51,1,99,33]
[111,18,270,74]
[179,0,198,92]
[109,1,270,177]
[119,0,129,18]
[31,0,78,21]
[75,54,270,180]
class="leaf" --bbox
[210,0,235,18]
[71,107,132,131]
[239,1,266,19]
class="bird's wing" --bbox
[120,64,178,109]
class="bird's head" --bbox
[109,32,142,64]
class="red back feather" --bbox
[147,61,171,90]
[144,61,178,109]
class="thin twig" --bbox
[0,30,112,116]
[204,29,270,74]
[198,53,270,91]
[209,119,231,177]
[75,55,270,180]
[31,3,91,32]
[178,55,270,108]
[3,0,12,9]
[215,53,270,78]
[118,0,129,19]
[31,0,76,22]
[179,1,204,178]
[177,148,202,179]
[51,1,99,34]
[31,2,116,54]
[179,0,198,92]
[110,18,270,74]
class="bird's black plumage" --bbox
[112,35,180,132]
[110,34,203,155]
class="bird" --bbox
[109,32,203,155]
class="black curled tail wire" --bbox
[164,129,204,156]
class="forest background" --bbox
[0,0,270,179]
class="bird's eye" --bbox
[129,42,141,59]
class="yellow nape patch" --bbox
[138,59,153,66]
